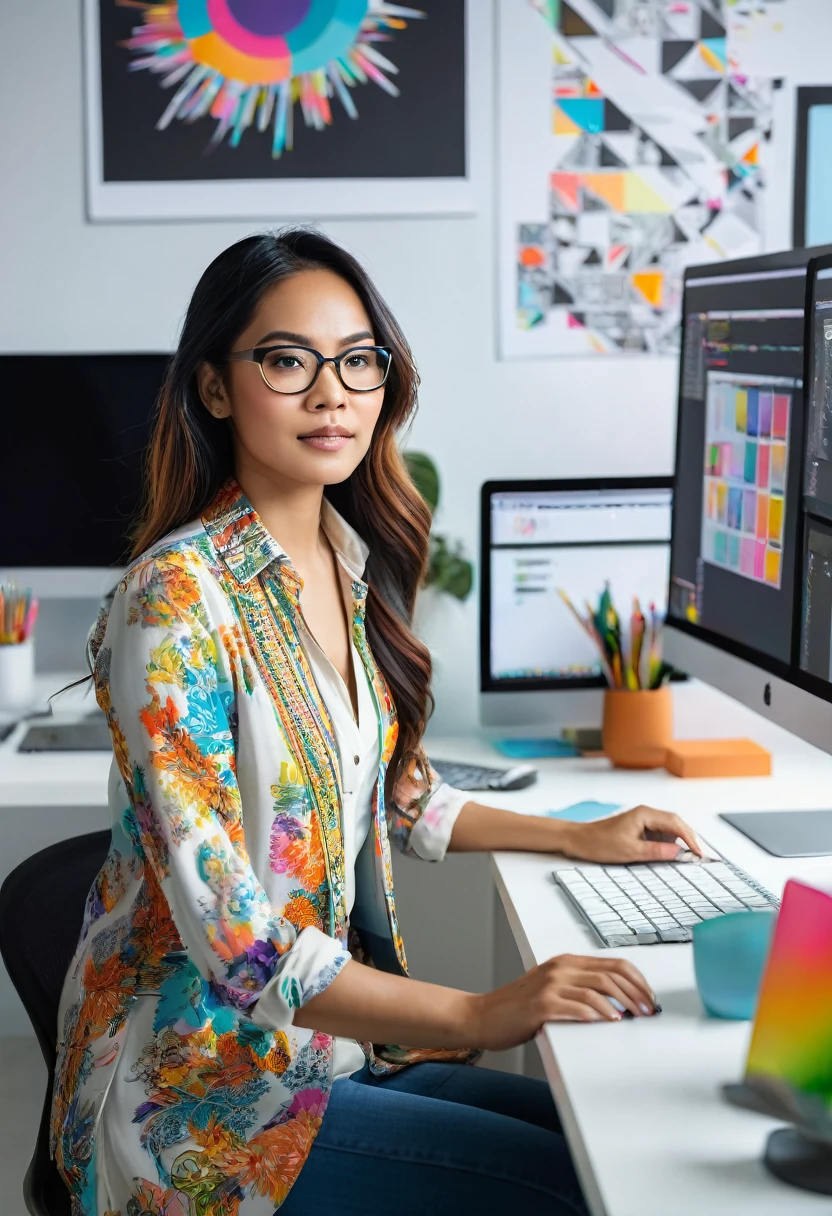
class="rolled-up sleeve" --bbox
[386,749,471,861]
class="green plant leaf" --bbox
[428,535,474,601]
[404,450,440,515]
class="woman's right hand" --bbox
[469,954,659,1052]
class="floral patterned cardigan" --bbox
[51,478,474,1216]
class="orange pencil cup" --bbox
[602,685,673,769]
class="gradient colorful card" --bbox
[771,443,787,492]
[744,441,758,484]
[736,388,748,432]
[743,489,756,533]
[772,394,790,441]
[741,536,755,575]
[744,880,832,1125]
[757,444,770,490]
[758,392,773,437]
[747,388,759,436]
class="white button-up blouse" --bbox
[298,508,470,1078]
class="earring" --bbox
[213,408,224,417]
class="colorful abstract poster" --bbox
[701,371,794,590]
[84,0,473,220]
[498,0,788,357]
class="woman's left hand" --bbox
[564,805,703,864]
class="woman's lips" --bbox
[299,434,353,451]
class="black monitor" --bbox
[665,245,832,757]
[479,478,673,730]
[668,250,819,679]
[0,353,169,569]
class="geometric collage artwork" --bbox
[516,0,787,355]
[701,373,791,589]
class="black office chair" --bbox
[0,831,111,1216]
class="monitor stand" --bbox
[764,1127,832,1195]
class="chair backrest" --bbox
[0,830,111,1216]
[0,830,111,1067]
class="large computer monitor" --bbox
[480,478,673,730]
[665,246,832,755]
[0,352,169,597]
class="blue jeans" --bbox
[280,1062,589,1214]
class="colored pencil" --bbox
[0,583,39,646]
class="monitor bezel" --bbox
[793,248,832,706]
[666,245,832,711]
[479,476,674,694]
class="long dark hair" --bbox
[132,228,433,786]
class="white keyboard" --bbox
[555,857,779,946]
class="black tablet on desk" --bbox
[719,809,832,857]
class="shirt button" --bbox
[354,755,360,765]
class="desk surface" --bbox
[4,678,832,1212]
[477,687,832,1216]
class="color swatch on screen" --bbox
[744,881,832,1128]
[701,373,791,590]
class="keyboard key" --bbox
[659,928,691,942]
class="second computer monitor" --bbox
[665,245,832,756]
[480,479,672,730]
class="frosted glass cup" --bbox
[0,638,36,713]
[693,908,777,1020]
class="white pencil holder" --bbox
[0,638,35,713]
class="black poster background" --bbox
[97,1,466,183]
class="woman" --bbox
[51,229,700,1216]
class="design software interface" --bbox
[670,265,807,666]
[486,486,671,687]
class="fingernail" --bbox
[639,1003,652,1016]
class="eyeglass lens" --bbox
[260,347,390,392]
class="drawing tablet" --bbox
[18,719,113,753]
[719,809,832,857]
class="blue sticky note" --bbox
[494,738,579,759]
[543,800,622,822]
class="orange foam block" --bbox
[664,738,771,779]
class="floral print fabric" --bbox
[50,479,474,1216]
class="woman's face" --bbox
[199,268,386,489]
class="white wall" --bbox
[2,0,831,732]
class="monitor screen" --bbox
[0,353,169,567]
[669,259,809,672]
[481,480,672,692]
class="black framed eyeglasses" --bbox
[227,343,392,394]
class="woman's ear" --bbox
[197,362,229,419]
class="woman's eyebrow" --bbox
[252,329,375,347]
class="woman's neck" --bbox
[235,465,326,569]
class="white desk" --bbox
[481,685,832,1216]
[4,678,832,1214]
